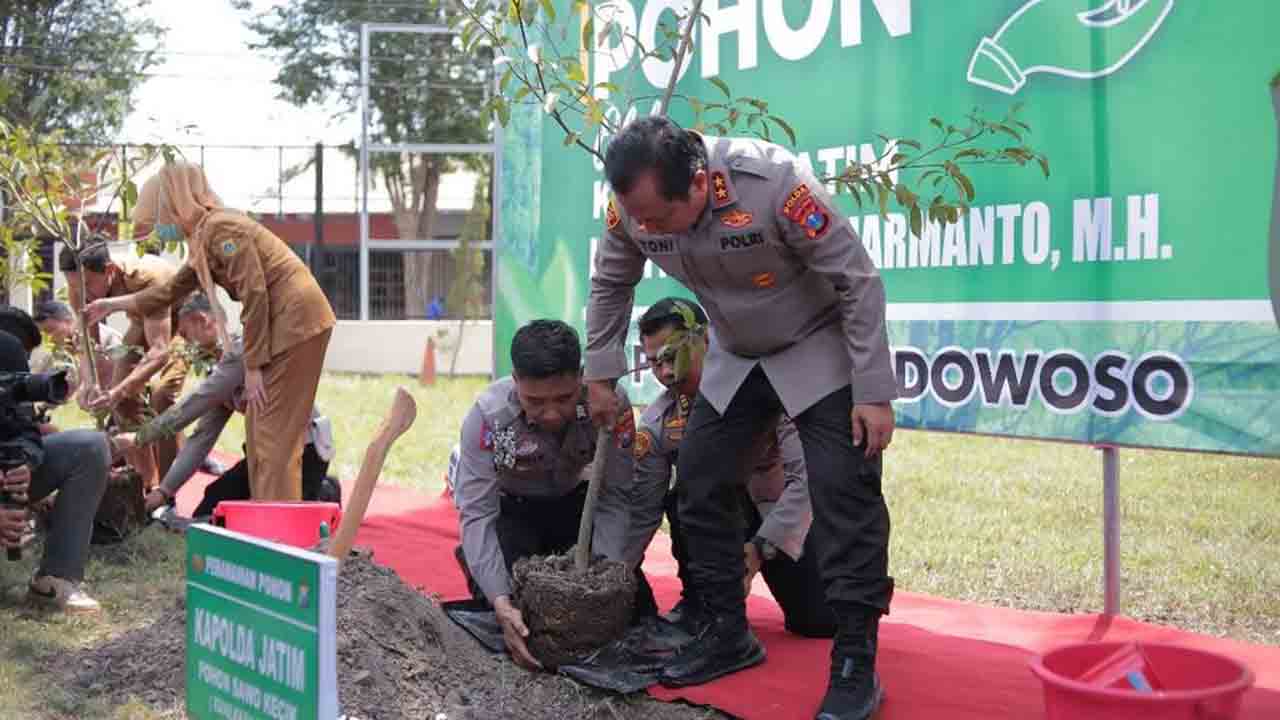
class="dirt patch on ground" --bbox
[514,551,636,669]
[49,548,725,720]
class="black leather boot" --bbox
[658,613,765,687]
[815,610,884,720]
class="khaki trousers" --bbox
[245,328,331,500]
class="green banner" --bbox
[496,0,1280,456]
[186,525,338,720]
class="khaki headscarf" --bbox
[134,161,233,350]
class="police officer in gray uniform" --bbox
[585,117,897,719]
[631,298,836,639]
[452,319,649,670]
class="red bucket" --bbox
[212,501,342,549]
[1031,641,1254,720]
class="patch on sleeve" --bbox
[606,198,621,231]
[782,184,811,219]
[783,186,831,240]
[633,429,653,459]
[614,410,636,450]
[479,421,494,450]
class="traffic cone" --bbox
[420,336,437,386]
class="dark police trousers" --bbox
[464,482,657,620]
[194,443,331,518]
[666,487,837,638]
[676,366,893,624]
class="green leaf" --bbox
[539,0,556,21]
[495,97,511,126]
[954,172,975,202]
[499,68,514,93]
[877,184,889,217]
[709,77,731,98]
[909,204,923,238]
[743,97,768,111]
[564,132,580,146]
[514,85,532,102]
[566,61,586,84]
[930,117,944,131]
[897,138,922,151]
[994,123,1022,142]
[770,116,797,146]
[581,16,595,50]
[1037,155,1051,178]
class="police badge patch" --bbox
[614,411,636,450]
[633,429,653,459]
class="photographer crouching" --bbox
[0,323,109,615]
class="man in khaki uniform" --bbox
[60,244,189,489]
[586,117,897,719]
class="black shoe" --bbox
[663,596,705,634]
[815,611,885,720]
[658,614,765,687]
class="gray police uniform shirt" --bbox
[586,134,899,417]
[138,335,331,498]
[454,376,639,603]
[630,390,813,562]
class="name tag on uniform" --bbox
[718,231,765,252]
[636,236,679,254]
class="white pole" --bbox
[1102,445,1121,616]
[359,23,372,321]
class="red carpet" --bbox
[176,468,1280,720]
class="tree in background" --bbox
[0,0,163,143]
[233,0,493,318]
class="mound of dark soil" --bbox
[51,548,723,720]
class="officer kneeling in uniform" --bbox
[452,319,649,669]
[631,298,836,639]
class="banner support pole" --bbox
[1102,444,1120,617]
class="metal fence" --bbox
[20,142,494,322]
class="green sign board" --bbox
[186,525,338,720]
[496,0,1280,456]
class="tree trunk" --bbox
[394,156,442,319]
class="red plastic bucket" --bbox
[212,501,342,549]
[1031,642,1254,720]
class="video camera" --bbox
[0,369,67,561]
[0,370,69,407]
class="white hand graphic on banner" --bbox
[967,0,1175,95]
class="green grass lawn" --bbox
[0,373,1275,717]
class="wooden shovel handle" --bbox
[328,387,418,563]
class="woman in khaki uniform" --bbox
[85,161,336,501]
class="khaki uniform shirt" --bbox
[115,254,182,352]
[586,135,899,417]
[632,390,813,561]
[453,377,639,602]
[135,210,337,370]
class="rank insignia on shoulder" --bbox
[606,198,621,230]
[711,171,732,208]
[752,272,776,289]
[720,209,753,228]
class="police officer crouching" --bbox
[631,298,836,640]
[452,319,651,669]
